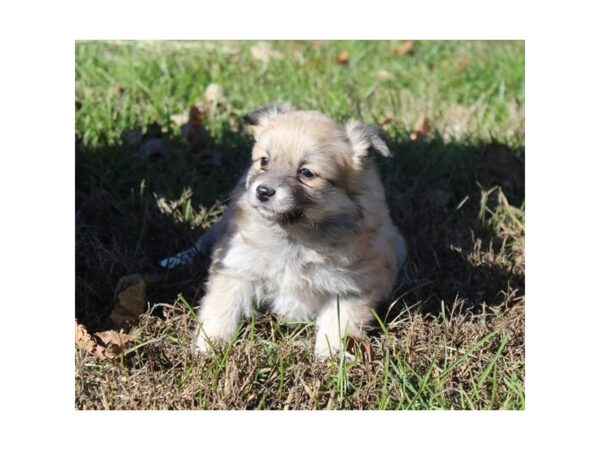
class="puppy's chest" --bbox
[220,233,359,297]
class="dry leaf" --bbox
[440,104,472,139]
[203,83,225,106]
[95,330,133,354]
[410,112,430,141]
[346,336,374,363]
[250,42,283,63]
[378,112,394,126]
[480,143,524,188]
[170,112,188,127]
[75,322,98,354]
[187,104,205,126]
[203,83,229,119]
[75,322,132,359]
[336,50,350,64]
[170,84,223,157]
[394,41,415,56]
[181,105,209,152]
[111,274,146,328]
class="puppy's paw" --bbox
[314,334,369,361]
[193,331,220,355]
[193,325,236,355]
[314,333,343,360]
[315,347,355,362]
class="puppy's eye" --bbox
[298,168,315,178]
[260,157,269,168]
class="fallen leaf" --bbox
[480,143,524,188]
[336,50,350,64]
[111,274,146,328]
[189,104,205,126]
[250,42,283,63]
[181,105,209,152]
[170,112,188,127]
[378,112,394,126]
[410,112,430,141]
[203,83,225,106]
[346,336,374,363]
[75,322,133,359]
[75,322,98,355]
[95,330,133,354]
[394,41,415,56]
[172,83,226,129]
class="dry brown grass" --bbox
[76,297,523,410]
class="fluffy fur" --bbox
[161,104,407,357]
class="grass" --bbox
[75,40,525,410]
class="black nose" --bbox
[256,184,276,202]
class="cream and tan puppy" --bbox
[161,103,407,357]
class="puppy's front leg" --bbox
[195,273,253,353]
[314,297,372,359]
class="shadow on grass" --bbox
[76,122,524,332]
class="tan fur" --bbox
[193,104,407,358]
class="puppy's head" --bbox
[242,103,391,227]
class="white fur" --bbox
[195,206,404,357]
[216,212,362,319]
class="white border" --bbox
[2,0,600,448]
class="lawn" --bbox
[75,40,525,409]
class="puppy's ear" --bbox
[345,119,391,167]
[243,103,295,137]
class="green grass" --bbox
[76,41,524,148]
[75,40,524,410]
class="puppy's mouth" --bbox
[255,204,304,224]
[276,208,303,224]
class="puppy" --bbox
[161,103,407,358]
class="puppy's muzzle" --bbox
[256,184,276,202]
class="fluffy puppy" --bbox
[162,103,407,357]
